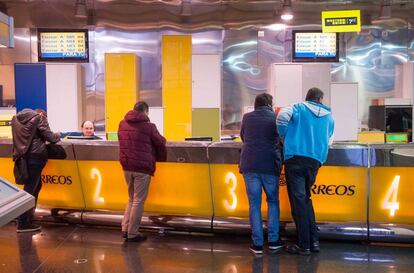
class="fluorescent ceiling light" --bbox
[75,0,87,19]
[280,0,293,21]
[265,23,286,31]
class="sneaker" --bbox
[126,233,147,243]
[310,242,320,253]
[249,244,263,255]
[17,223,41,233]
[268,240,285,252]
[286,244,311,255]
[122,231,128,239]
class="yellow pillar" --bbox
[162,35,192,141]
[104,53,139,136]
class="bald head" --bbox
[81,121,95,136]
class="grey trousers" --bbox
[122,171,151,238]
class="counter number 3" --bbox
[224,172,238,211]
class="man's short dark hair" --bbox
[254,93,273,110]
[305,88,324,103]
[134,101,149,113]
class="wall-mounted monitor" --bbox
[37,29,89,62]
[292,30,339,62]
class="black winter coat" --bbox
[239,106,282,176]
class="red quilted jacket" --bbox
[118,110,167,175]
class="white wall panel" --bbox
[270,64,302,107]
[192,55,221,108]
[331,82,359,141]
[149,107,164,136]
[46,64,82,132]
[302,63,331,106]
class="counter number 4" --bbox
[381,175,400,217]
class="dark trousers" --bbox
[285,156,321,250]
[18,158,46,226]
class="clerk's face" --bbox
[82,121,95,136]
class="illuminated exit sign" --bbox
[322,10,361,33]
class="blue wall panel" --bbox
[14,63,47,112]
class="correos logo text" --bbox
[41,175,72,185]
[311,184,355,196]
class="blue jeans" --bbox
[243,172,280,246]
[285,156,320,250]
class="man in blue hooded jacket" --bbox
[276,87,334,255]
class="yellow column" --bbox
[104,53,139,136]
[162,35,192,141]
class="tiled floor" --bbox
[1,222,414,273]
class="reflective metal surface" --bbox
[370,224,414,243]
[370,144,414,166]
[70,140,210,162]
[0,138,75,160]
[326,145,370,167]
[207,141,241,164]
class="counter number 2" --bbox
[91,168,105,204]
[382,175,400,217]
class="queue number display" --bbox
[37,29,89,62]
[322,10,361,33]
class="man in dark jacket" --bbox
[12,108,60,233]
[239,93,284,255]
[118,101,167,242]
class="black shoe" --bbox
[17,223,41,233]
[311,242,320,253]
[249,244,263,255]
[126,233,147,242]
[286,244,311,255]
[122,231,128,239]
[268,240,285,252]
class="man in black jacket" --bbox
[239,93,284,255]
[12,108,60,233]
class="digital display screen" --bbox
[292,31,339,62]
[0,179,18,200]
[37,29,89,62]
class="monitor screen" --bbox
[292,30,339,62]
[37,29,89,62]
[385,106,412,133]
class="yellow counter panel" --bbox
[76,161,213,216]
[211,164,367,223]
[370,167,414,225]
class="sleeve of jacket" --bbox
[328,115,335,145]
[240,115,245,142]
[150,124,167,162]
[37,115,60,143]
[276,105,294,139]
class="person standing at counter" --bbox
[276,88,334,255]
[12,108,61,233]
[118,101,167,242]
[239,93,284,255]
[60,120,101,139]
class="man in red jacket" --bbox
[118,101,167,242]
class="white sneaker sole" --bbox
[17,227,41,233]
[249,248,263,255]
[269,245,284,252]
